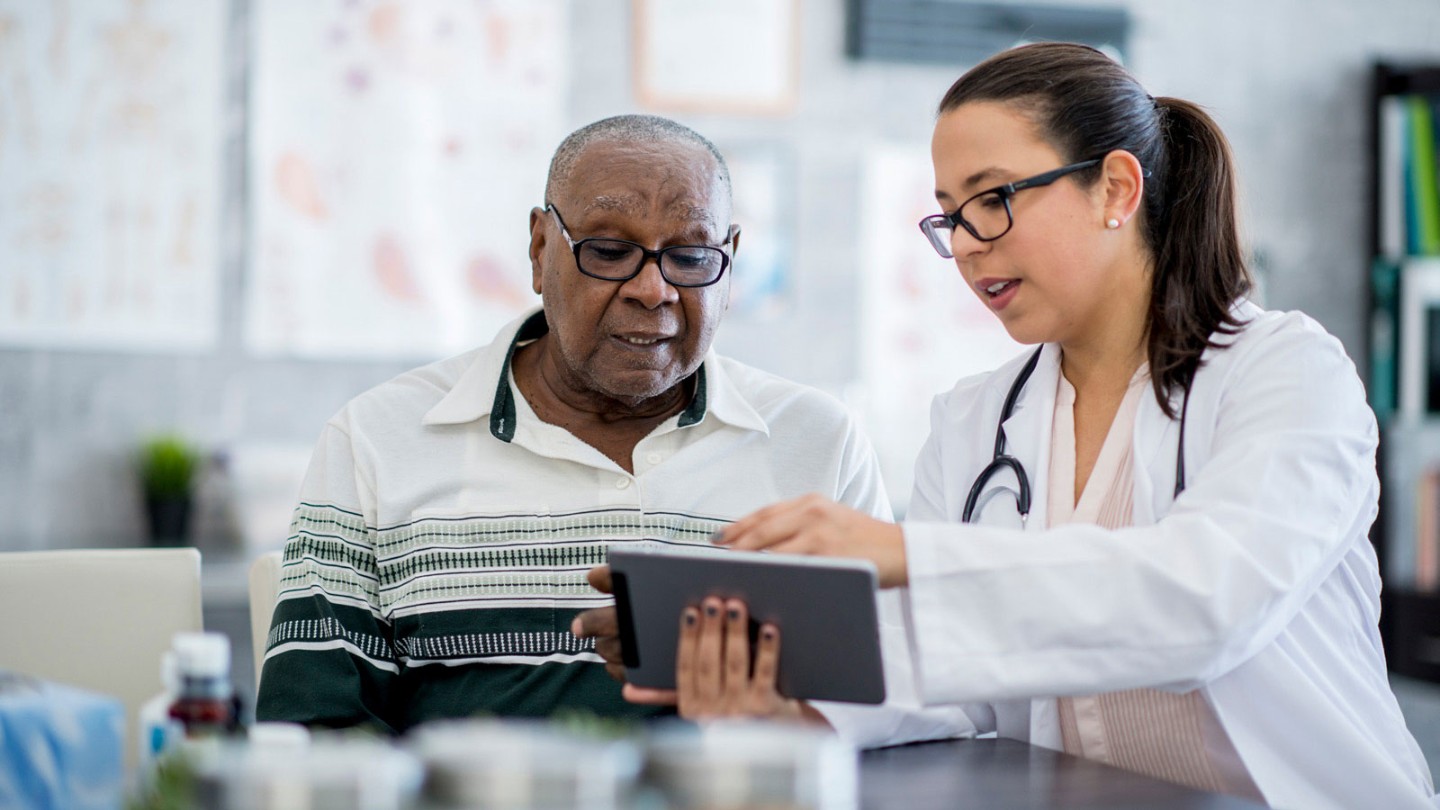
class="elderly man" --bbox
[254,115,894,733]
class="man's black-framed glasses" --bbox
[546,205,733,288]
[918,158,1101,258]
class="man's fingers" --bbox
[586,564,613,594]
[571,605,618,639]
[595,636,624,666]
[605,662,628,683]
[623,684,678,705]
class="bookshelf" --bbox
[1369,62,1440,683]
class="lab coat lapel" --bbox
[995,344,1061,534]
[1131,387,1180,526]
[1133,351,1217,525]
[992,345,1063,750]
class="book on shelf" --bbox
[1380,96,1406,257]
[1370,259,1400,417]
[1417,466,1440,591]
[1396,258,1440,419]
[1378,92,1440,258]
[1409,95,1440,255]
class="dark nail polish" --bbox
[705,604,718,618]
[727,607,739,621]
[762,627,776,641]
[684,611,696,626]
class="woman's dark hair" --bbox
[938,42,1251,417]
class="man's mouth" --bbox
[613,333,674,347]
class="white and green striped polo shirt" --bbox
[255,309,890,733]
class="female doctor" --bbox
[685,43,1435,809]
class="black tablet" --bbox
[607,546,886,705]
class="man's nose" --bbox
[619,256,680,308]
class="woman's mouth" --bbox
[977,278,1021,310]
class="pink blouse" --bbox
[1048,366,1264,802]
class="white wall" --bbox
[1,0,1437,548]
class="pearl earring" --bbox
[1106,218,1121,229]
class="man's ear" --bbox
[528,207,547,295]
[1099,150,1145,227]
[722,225,740,312]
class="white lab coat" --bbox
[825,303,1437,809]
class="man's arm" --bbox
[255,421,400,734]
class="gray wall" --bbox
[3,0,1439,550]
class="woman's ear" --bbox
[1099,149,1145,230]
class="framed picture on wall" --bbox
[632,0,800,115]
[721,142,794,317]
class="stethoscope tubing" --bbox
[961,346,1190,524]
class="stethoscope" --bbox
[961,346,1193,525]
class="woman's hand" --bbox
[624,597,826,726]
[716,494,909,588]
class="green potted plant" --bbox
[139,435,200,546]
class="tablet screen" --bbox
[607,546,885,705]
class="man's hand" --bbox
[716,494,909,587]
[571,565,627,683]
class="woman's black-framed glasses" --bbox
[918,158,1101,258]
[546,204,734,288]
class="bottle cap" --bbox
[172,631,231,678]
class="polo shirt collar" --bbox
[696,349,769,436]
[421,309,544,433]
[421,307,770,439]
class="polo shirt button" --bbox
[645,452,662,465]
[616,477,631,489]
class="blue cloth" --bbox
[0,673,124,810]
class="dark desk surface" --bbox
[860,738,1268,809]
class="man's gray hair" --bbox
[544,114,732,205]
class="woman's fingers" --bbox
[661,597,809,723]
[675,605,701,713]
[622,684,678,705]
[694,598,726,706]
[722,497,822,552]
[722,498,912,588]
[722,599,751,708]
[748,623,783,709]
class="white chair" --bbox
[0,548,203,771]
[248,550,283,685]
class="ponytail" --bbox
[938,45,1252,417]
[1146,98,1251,409]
